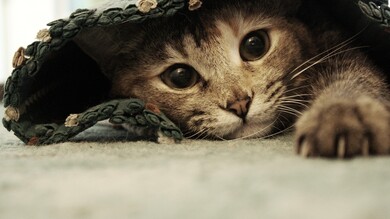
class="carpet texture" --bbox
[0,105,390,219]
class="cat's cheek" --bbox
[213,116,243,138]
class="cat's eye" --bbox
[160,64,200,89]
[240,30,270,62]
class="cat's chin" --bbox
[223,120,275,140]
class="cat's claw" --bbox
[337,136,346,159]
[295,97,390,158]
[362,137,370,157]
[298,135,378,158]
[298,139,311,157]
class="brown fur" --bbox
[75,0,390,158]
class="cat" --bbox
[52,0,390,157]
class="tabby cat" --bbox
[77,0,389,158]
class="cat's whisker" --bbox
[183,127,200,136]
[280,92,312,98]
[278,105,303,116]
[279,100,309,108]
[279,99,311,105]
[238,118,296,141]
[278,111,300,120]
[200,128,213,140]
[288,30,363,78]
[280,97,311,105]
[199,129,214,140]
[276,116,287,129]
[260,114,296,139]
[213,134,227,141]
[203,131,224,141]
[279,109,300,117]
[289,28,367,80]
[280,96,312,101]
[279,96,311,103]
[185,127,209,139]
[289,44,351,79]
[278,114,292,126]
[229,117,280,141]
[196,131,208,140]
[290,45,368,80]
[282,85,311,94]
[260,124,295,139]
[281,86,313,102]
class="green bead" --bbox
[110,117,125,124]
[163,130,172,137]
[2,119,11,131]
[144,113,161,126]
[136,115,147,126]
[172,130,183,140]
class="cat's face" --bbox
[107,1,316,139]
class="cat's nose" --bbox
[227,96,252,119]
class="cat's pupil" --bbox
[171,68,193,88]
[160,65,199,89]
[240,30,269,61]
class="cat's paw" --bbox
[295,97,390,158]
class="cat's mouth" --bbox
[223,118,277,140]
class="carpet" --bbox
[0,105,389,219]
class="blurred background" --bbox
[0,0,105,83]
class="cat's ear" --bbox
[73,24,142,77]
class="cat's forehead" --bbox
[123,0,294,78]
[160,9,275,67]
[141,0,283,45]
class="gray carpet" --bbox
[1,105,390,219]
